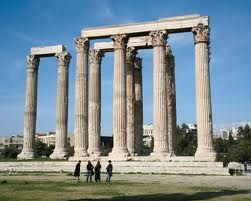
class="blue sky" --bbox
[0,0,251,136]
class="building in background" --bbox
[36,132,56,146]
[143,124,154,147]
[231,127,239,140]
[0,135,23,151]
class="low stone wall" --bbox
[0,161,229,175]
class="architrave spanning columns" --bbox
[81,15,209,39]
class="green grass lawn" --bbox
[0,173,250,201]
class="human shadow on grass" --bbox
[68,189,250,201]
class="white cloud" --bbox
[7,58,26,80]
[94,0,114,20]
[94,0,136,24]
[6,29,53,45]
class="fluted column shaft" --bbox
[18,55,40,159]
[192,23,216,161]
[126,47,137,156]
[88,49,104,157]
[73,37,89,158]
[50,51,71,159]
[166,45,176,156]
[134,57,143,155]
[150,30,169,157]
[109,34,129,158]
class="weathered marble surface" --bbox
[31,45,66,56]
[0,160,229,175]
[82,14,209,38]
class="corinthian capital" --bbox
[111,34,128,49]
[74,37,89,53]
[192,23,210,44]
[89,49,104,64]
[56,51,71,66]
[126,47,137,61]
[27,55,40,68]
[134,57,142,70]
[149,30,168,47]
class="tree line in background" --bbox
[214,124,251,165]
[1,124,251,166]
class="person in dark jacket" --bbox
[86,161,94,182]
[106,160,113,182]
[74,160,81,182]
[94,160,102,182]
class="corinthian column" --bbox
[109,34,129,159]
[72,37,89,159]
[134,57,143,155]
[126,47,137,156]
[166,45,176,156]
[88,49,104,157]
[18,55,40,159]
[50,51,71,159]
[192,23,216,161]
[150,30,169,158]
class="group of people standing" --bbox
[74,160,113,182]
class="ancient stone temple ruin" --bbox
[16,14,224,174]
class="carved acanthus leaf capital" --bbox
[192,23,210,44]
[27,55,40,68]
[89,49,104,64]
[74,37,89,52]
[149,30,168,47]
[111,34,128,49]
[134,57,142,70]
[56,51,71,66]
[126,47,137,61]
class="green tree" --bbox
[237,124,251,140]
[227,140,251,162]
[228,133,235,146]
[68,146,74,157]
[214,124,251,165]
[34,141,54,158]
[176,124,197,156]
[1,146,19,158]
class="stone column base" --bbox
[109,149,129,161]
[150,151,172,160]
[88,150,101,158]
[73,150,89,158]
[17,150,34,160]
[68,156,90,162]
[129,152,136,157]
[195,148,216,162]
[169,151,176,157]
[50,150,68,160]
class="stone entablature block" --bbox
[31,45,66,57]
[81,14,209,39]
